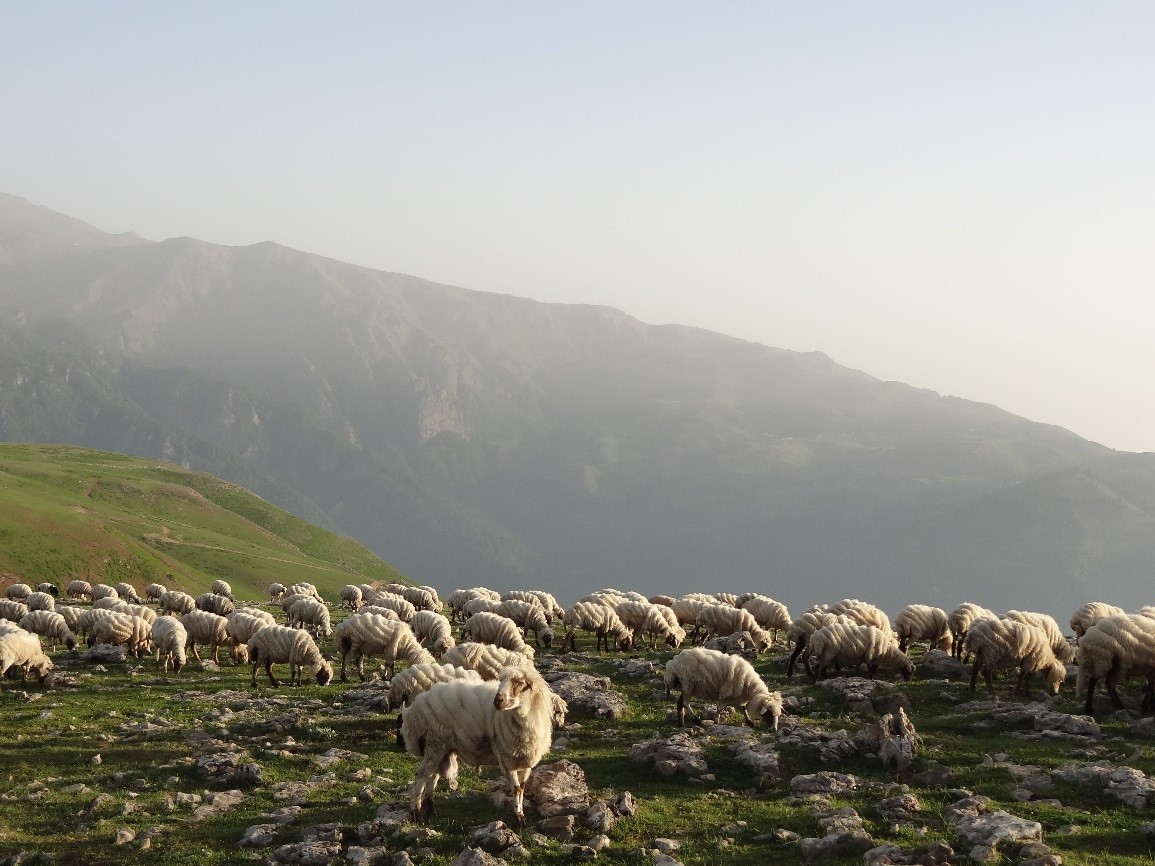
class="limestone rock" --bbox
[239,824,281,848]
[789,772,860,796]
[542,671,628,719]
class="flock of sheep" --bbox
[1,576,1154,825]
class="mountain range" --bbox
[1,190,1153,619]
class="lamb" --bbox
[334,614,434,681]
[807,622,915,682]
[145,583,167,603]
[288,596,332,638]
[0,600,30,624]
[0,625,52,683]
[1070,602,1126,641]
[196,592,236,617]
[462,612,536,657]
[226,610,274,650]
[340,584,364,611]
[1075,613,1155,715]
[947,602,997,660]
[25,592,56,613]
[158,590,196,616]
[19,610,78,651]
[5,583,31,601]
[180,609,236,665]
[362,592,416,622]
[91,584,118,602]
[663,646,783,730]
[401,665,555,825]
[1003,610,1075,663]
[210,579,235,602]
[440,642,536,681]
[893,604,952,654]
[495,599,554,648]
[115,582,143,604]
[151,616,188,673]
[739,595,792,643]
[560,602,633,653]
[89,612,152,657]
[247,625,333,687]
[67,579,93,601]
[502,590,564,622]
[965,617,1067,696]
[409,610,457,657]
[695,604,772,652]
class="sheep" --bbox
[440,642,536,681]
[560,602,632,653]
[462,597,501,619]
[714,592,741,607]
[94,598,157,624]
[288,596,332,639]
[893,604,952,654]
[340,584,364,611]
[1070,602,1126,642]
[55,604,83,631]
[115,582,143,604]
[663,646,783,730]
[409,610,457,657]
[268,582,286,600]
[448,587,501,622]
[1003,610,1075,663]
[670,597,711,640]
[965,617,1068,697]
[0,599,30,624]
[145,583,166,603]
[158,590,196,616]
[402,586,442,613]
[695,604,772,652]
[362,592,416,622]
[5,583,31,601]
[649,594,677,607]
[74,608,119,645]
[739,595,792,643]
[357,605,402,621]
[180,609,235,665]
[90,612,152,657]
[237,605,277,625]
[401,665,555,825]
[829,598,892,634]
[36,582,59,598]
[614,600,684,649]
[151,616,188,673]
[210,579,235,602]
[226,611,274,650]
[463,612,536,657]
[495,599,553,648]
[25,591,55,613]
[196,592,236,618]
[807,622,915,682]
[502,590,564,622]
[288,582,321,599]
[386,662,485,747]
[67,579,93,601]
[0,626,52,683]
[247,625,333,687]
[91,584,118,602]
[334,614,434,681]
[1075,613,1155,715]
[19,610,78,651]
[380,582,410,597]
[947,603,997,660]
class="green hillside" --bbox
[0,443,407,599]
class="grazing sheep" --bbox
[73,608,119,645]
[1003,610,1075,664]
[695,604,772,652]
[93,598,158,624]
[0,626,52,683]
[670,597,711,640]
[25,592,56,613]
[288,596,332,638]
[495,599,553,648]
[462,597,501,619]
[115,582,143,604]
[55,604,83,631]
[462,612,535,657]
[410,610,457,657]
[340,584,364,611]
[894,604,952,654]
[180,609,234,665]
[502,590,564,622]
[807,622,914,682]
[663,646,783,729]
[714,592,741,607]
[363,592,416,622]
[90,612,152,657]
[91,584,118,602]
[1075,613,1155,715]
[196,592,236,618]
[357,605,403,621]
[210,579,235,602]
[268,582,286,600]
[440,642,535,681]
[1070,602,1126,641]
[649,594,677,607]
[448,587,501,622]
[145,583,166,603]
[335,614,434,681]
[158,590,196,616]
[19,610,78,651]
[947,602,997,660]
[226,610,273,651]
[387,662,485,747]
[401,665,555,825]
[36,582,59,598]
[67,579,93,601]
[614,600,684,649]
[402,586,443,613]
[739,595,792,643]
[5,584,31,601]
[965,617,1067,696]
[829,598,892,634]
[0,600,30,624]
[247,625,332,687]
[151,616,188,673]
[561,602,633,653]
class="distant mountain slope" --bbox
[2,195,1154,618]
[0,443,407,600]
[0,192,149,264]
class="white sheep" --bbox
[965,617,1067,696]
[462,597,501,619]
[288,596,332,638]
[357,605,403,621]
[268,582,286,600]
[613,600,684,649]
[695,604,772,652]
[387,662,485,747]
[90,612,152,657]
[1070,602,1126,641]
[663,646,782,729]
[91,584,118,602]
[403,586,442,613]
[1075,613,1155,716]
[714,592,741,607]
[670,597,711,639]
[0,625,52,683]
[439,642,536,681]
[55,604,83,631]
[19,610,78,651]
[495,599,553,649]
[158,590,196,616]
[409,610,457,657]
[739,595,791,643]
[180,609,235,665]
[807,622,915,682]
[5,583,31,601]
[74,608,119,645]
[829,598,892,634]
[334,613,434,681]
[649,594,677,607]
[247,625,333,687]
[210,579,235,602]
[340,584,364,611]
[67,579,93,601]
[947,602,997,660]
[1003,610,1075,663]
[502,590,564,622]
[151,616,188,673]
[0,599,30,624]
[893,604,952,654]
[145,582,167,603]
[561,602,633,653]
[226,610,274,650]
[401,665,555,825]
[462,612,535,657]
[115,582,143,604]
[25,592,55,613]
[94,598,158,624]
[363,592,416,622]
[448,587,501,622]
[196,592,236,617]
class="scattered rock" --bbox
[273,841,344,864]
[537,815,576,841]
[1052,761,1155,808]
[467,821,521,853]
[542,671,628,719]
[703,631,759,658]
[113,828,135,845]
[239,824,281,848]
[628,732,709,779]
[789,772,860,796]
[450,848,506,866]
[946,794,1042,852]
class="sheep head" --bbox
[1042,659,1067,695]
[314,660,333,686]
[494,667,535,710]
[752,693,782,732]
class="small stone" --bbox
[588,834,611,851]
[91,754,102,766]
[968,845,997,863]
[653,838,681,853]
[114,828,135,845]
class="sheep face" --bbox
[1042,660,1066,695]
[315,661,333,686]
[540,631,553,648]
[494,669,534,710]
[617,635,633,652]
[900,659,915,681]
[29,657,53,681]
[64,635,77,651]
[753,694,781,731]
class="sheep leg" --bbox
[1104,664,1125,710]
[265,660,280,687]
[786,639,806,677]
[982,665,995,697]
[510,767,531,827]
[676,694,691,727]
[339,651,349,683]
[898,638,909,654]
[1084,676,1099,716]
[190,642,202,662]
[742,706,756,727]
[969,656,983,692]
[395,712,405,750]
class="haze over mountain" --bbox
[1,192,1153,619]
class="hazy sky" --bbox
[4,4,1154,451]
